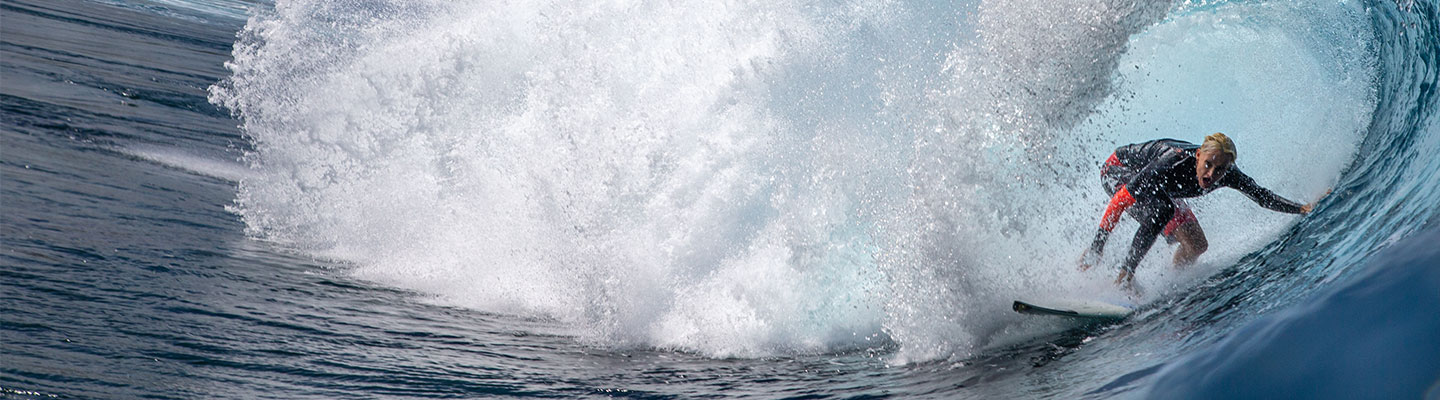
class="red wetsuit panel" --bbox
[1104,152,1122,168]
[1100,186,1137,232]
[1162,201,1198,237]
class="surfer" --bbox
[1078,133,1321,294]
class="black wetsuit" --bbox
[1089,139,1304,274]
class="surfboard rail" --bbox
[1013,299,1133,320]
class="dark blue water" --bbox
[3,0,1438,398]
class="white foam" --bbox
[215,0,903,357]
[121,145,253,183]
[212,0,1374,362]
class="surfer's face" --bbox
[1195,149,1234,189]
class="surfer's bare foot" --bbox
[1115,269,1142,297]
[1122,289,1143,302]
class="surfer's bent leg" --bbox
[1120,200,1173,277]
[1170,220,1207,267]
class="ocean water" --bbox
[2,0,1437,398]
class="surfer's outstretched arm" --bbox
[1222,170,1309,214]
[1081,186,1138,271]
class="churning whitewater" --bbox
[6,0,1439,398]
[211,0,1374,361]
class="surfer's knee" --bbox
[1171,222,1207,267]
[1180,230,1207,255]
[1178,223,1207,255]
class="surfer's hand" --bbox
[1302,188,1332,214]
[1078,250,1101,272]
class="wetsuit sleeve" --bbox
[1088,186,1138,255]
[1224,169,1305,214]
[1099,186,1137,232]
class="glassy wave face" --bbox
[6,0,1435,398]
[211,0,1435,364]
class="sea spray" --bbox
[212,0,1375,361]
[213,0,910,357]
[876,0,1173,362]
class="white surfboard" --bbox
[1012,298,1136,320]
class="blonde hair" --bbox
[1201,132,1237,159]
